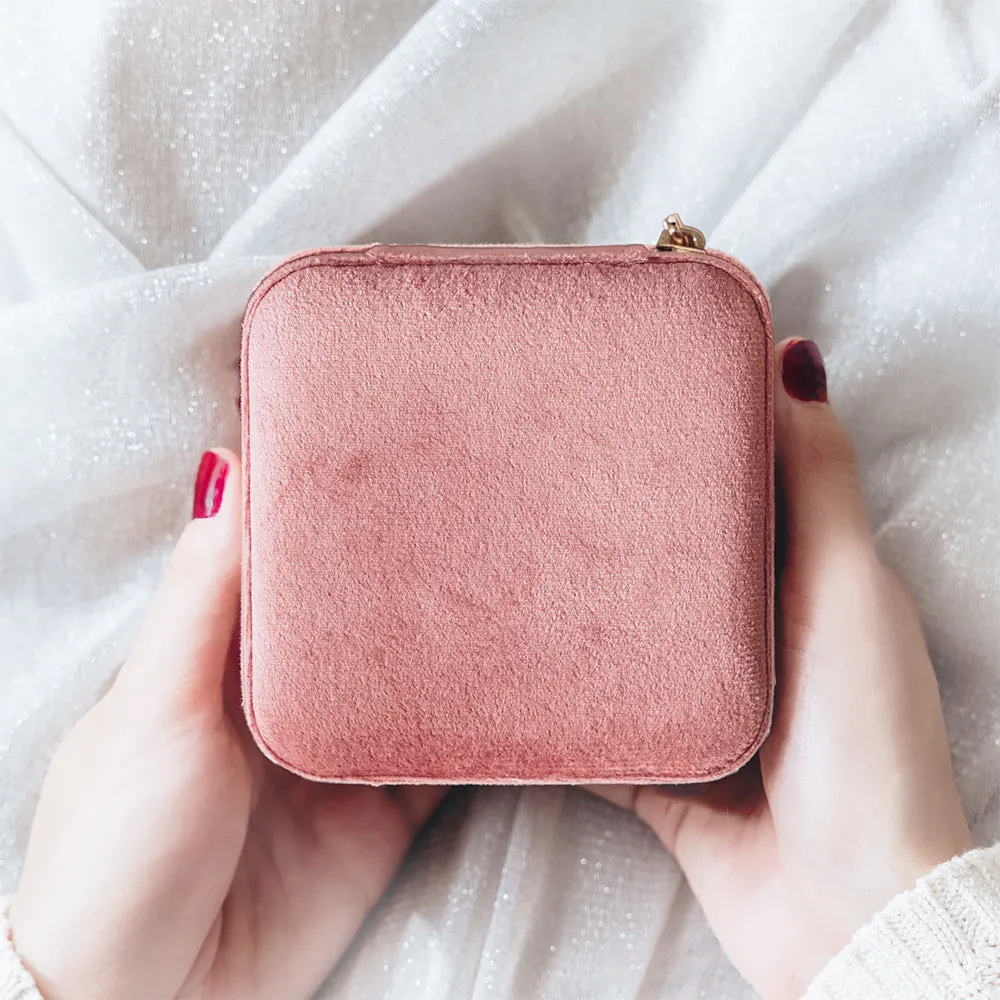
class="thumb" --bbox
[114,448,242,714]
[775,338,871,561]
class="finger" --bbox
[587,764,764,873]
[768,341,885,786]
[583,784,637,811]
[588,784,726,859]
[634,786,745,860]
[114,448,242,714]
[774,338,871,561]
[387,786,449,836]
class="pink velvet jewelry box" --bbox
[240,239,774,784]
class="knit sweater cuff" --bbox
[0,898,42,1000]
[803,843,1000,1000]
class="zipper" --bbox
[655,214,706,252]
[245,212,770,381]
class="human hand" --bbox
[592,338,973,1000]
[9,449,445,1000]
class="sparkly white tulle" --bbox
[1,2,998,998]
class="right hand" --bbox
[9,448,444,1000]
[593,337,972,1000]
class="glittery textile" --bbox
[1,2,998,998]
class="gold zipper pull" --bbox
[655,213,706,251]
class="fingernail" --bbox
[781,339,828,403]
[192,451,229,519]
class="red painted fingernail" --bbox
[781,339,828,403]
[192,451,229,519]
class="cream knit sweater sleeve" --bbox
[802,843,1000,999]
[2,845,1000,1000]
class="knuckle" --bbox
[163,532,204,582]
[799,418,862,491]
[880,562,923,622]
[777,579,838,665]
[161,522,239,589]
[777,577,819,655]
[635,788,691,854]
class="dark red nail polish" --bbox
[781,339,828,403]
[192,451,229,519]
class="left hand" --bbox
[9,448,445,1000]
[588,338,972,1000]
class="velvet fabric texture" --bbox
[241,245,773,783]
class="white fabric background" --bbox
[1,1,998,997]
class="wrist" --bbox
[4,895,107,1000]
[0,896,44,1000]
